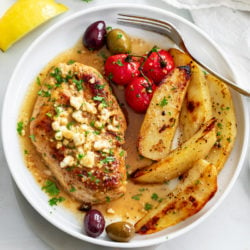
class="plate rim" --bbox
[1,3,249,248]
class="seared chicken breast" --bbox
[30,62,127,204]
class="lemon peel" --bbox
[0,0,68,51]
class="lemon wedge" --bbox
[0,0,68,51]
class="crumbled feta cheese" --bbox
[93,140,111,150]
[58,117,68,126]
[73,133,85,146]
[107,124,119,132]
[94,120,103,129]
[80,151,95,168]
[72,110,87,123]
[70,96,83,110]
[63,139,69,145]
[82,101,97,114]
[112,117,119,126]
[55,131,63,140]
[56,142,62,149]
[62,129,74,139]
[60,155,75,168]
[89,77,95,84]
[80,124,91,132]
[52,121,60,131]
[99,108,110,122]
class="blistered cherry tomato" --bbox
[104,54,140,85]
[83,21,106,50]
[141,48,175,84]
[125,77,156,113]
[84,209,105,237]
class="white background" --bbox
[0,0,249,249]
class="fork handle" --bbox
[183,48,250,97]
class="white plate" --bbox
[1,4,249,248]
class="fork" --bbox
[117,14,250,97]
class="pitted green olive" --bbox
[106,29,131,54]
[106,221,135,242]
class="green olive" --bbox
[106,221,135,242]
[106,29,131,54]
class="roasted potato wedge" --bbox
[138,67,191,161]
[132,118,217,183]
[135,159,218,234]
[169,48,213,141]
[206,74,237,172]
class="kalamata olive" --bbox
[106,221,135,242]
[83,21,106,50]
[84,209,105,237]
[106,29,131,54]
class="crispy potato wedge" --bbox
[206,74,237,172]
[135,159,217,234]
[169,48,213,141]
[131,118,217,183]
[138,67,191,161]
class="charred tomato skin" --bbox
[141,49,175,84]
[104,54,140,86]
[125,77,156,113]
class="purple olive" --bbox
[84,209,105,237]
[83,21,106,50]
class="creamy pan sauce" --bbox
[19,37,174,223]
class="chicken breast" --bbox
[30,62,127,204]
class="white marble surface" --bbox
[0,0,249,249]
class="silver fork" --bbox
[118,14,250,97]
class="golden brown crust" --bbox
[30,62,127,204]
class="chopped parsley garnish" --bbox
[29,134,36,142]
[144,203,153,211]
[42,180,60,196]
[95,84,105,90]
[42,180,65,206]
[55,106,63,117]
[119,150,125,156]
[106,26,112,32]
[38,90,51,97]
[30,117,35,122]
[66,121,75,130]
[93,96,105,102]
[46,112,52,118]
[49,197,65,206]
[106,196,111,202]
[36,77,41,86]
[115,59,123,66]
[73,79,83,91]
[100,156,115,164]
[77,153,85,159]
[69,186,76,192]
[50,67,63,86]
[151,193,159,201]
[159,97,168,107]
[24,149,29,154]
[17,121,24,135]
[117,33,123,39]
[131,194,142,200]
[67,59,75,65]
[217,123,223,129]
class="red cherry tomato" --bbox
[125,77,156,113]
[104,54,140,85]
[141,49,175,84]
